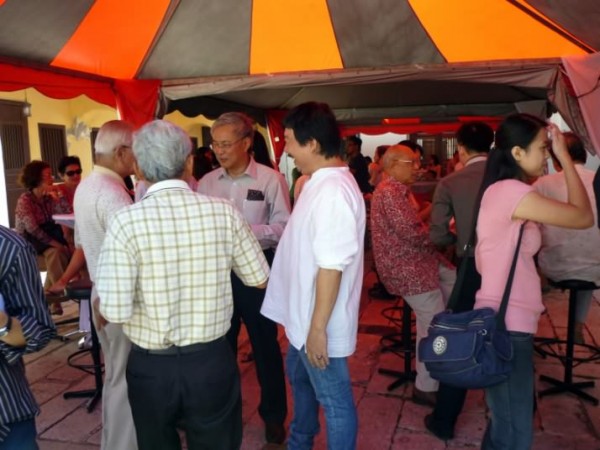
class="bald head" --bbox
[382,145,415,170]
[382,145,418,184]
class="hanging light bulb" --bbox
[22,89,31,118]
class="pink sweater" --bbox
[474,180,544,333]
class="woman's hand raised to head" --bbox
[548,123,571,166]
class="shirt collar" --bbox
[93,165,127,186]
[217,157,257,180]
[143,179,191,198]
[387,177,411,196]
[465,154,487,167]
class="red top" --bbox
[371,178,448,297]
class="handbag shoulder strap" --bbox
[495,222,526,330]
[446,195,481,311]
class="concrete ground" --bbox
[27,261,600,450]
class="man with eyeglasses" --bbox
[197,112,290,445]
[371,145,456,408]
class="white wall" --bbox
[358,133,408,159]
[549,112,600,173]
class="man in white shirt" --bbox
[198,112,290,445]
[73,120,138,450]
[261,102,366,449]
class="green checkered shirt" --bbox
[96,180,269,349]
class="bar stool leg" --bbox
[63,298,104,412]
[539,288,598,406]
[378,301,416,391]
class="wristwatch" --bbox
[0,315,12,338]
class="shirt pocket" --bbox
[243,199,268,225]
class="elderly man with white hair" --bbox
[96,120,270,450]
[49,120,139,450]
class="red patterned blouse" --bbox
[371,178,448,297]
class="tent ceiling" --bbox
[0,0,598,129]
[163,60,557,126]
[0,0,596,80]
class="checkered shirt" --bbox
[96,180,269,349]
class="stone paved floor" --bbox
[28,264,600,450]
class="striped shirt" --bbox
[96,180,270,349]
[0,226,55,441]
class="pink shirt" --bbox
[474,179,544,333]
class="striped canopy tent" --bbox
[0,0,599,156]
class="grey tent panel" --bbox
[525,0,600,51]
[0,0,93,65]
[328,0,445,67]
[140,0,252,79]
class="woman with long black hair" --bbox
[474,114,592,449]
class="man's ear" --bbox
[184,153,194,174]
[133,160,145,181]
[308,138,319,154]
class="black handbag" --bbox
[418,223,525,389]
[24,220,67,255]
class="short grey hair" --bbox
[94,120,134,155]
[211,112,255,141]
[133,120,192,183]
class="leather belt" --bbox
[132,337,223,356]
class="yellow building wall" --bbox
[163,111,274,160]
[0,89,117,176]
[0,89,274,171]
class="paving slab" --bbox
[27,261,600,449]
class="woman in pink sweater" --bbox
[474,114,592,450]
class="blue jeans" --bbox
[286,345,357,450]
[482,332,534,450]
[0,419,38,450]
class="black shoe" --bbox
[424,413,454,441]
[265,422,286,444]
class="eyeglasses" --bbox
[210,136,246,150]
[395,159,420,168]
[65,169,82,177]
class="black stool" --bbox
[538,279,600,406]
[378,299,416,391]
[63,279,104,412]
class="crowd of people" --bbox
[0,102,597,450]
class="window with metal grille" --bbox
[444,136,458,160]
[1,124,27,170]
[38,124,67,178]
[201,126,211,146]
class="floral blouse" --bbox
[371,178,450,297]
[14,191,70,245]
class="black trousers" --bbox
[227,249,287,425]
[430,256,482,434]
[126,338,242,450]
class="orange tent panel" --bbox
[250,0,342,74]
[51,0,170,79]
[409,0,587,62]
